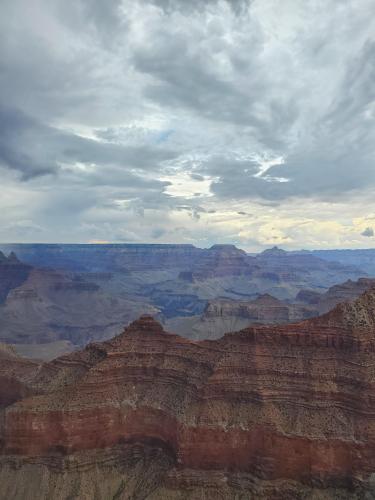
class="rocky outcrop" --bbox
[253,246,364,289]
[0,252,31,304]
[204,293,314,322]
[0,343,39,408]
[168,280,375,342]
[0,244,202,273]
[182,244,258,281]
[295,288,322,304]
[1,244,367,315]
[297,277,375,314]
[3,291,375,498]
[166,294,316,340]
[148,291,206,318]
[0,268,157,349]
[0,245,370,370]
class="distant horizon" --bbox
[1,241,375,254]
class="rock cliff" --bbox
[0,252,31,304]
[0,267,157,351]
[297,277,375,314]
[165,293,316,340]
[184,244,257,280]
[2,290,375,498]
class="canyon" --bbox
[0,244,369,359]
[0,252,31,305]
[166,278,375,340]
[0,265,156,357]
[2,288,375,498]
[165,293,317,340]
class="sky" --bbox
[0,0,375,251]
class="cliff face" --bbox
[0,245,367,351]
[317,278,375,314]
[297,277,375,314]
[203,293,314,322]
[0,267,157,350]
[253,247,364,288]
[2,291,375,498]
[0,342,39,405]
[165,278,375,342]
[0,244,202,273]
[1,242,365,290]
[166,293,316,340]
[0,343,39,434]
[0,252,31,304]
[185,244,257,280]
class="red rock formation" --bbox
[2,292,375,498]
[0,344,39,400]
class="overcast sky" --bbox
[1,0,375,250]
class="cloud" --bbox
[361,227,374,237]
[0,0,374,248]
[151,227,166,239]
[130,2,298,148]
[0,105,177,180]
[143,0,252,14]
[130,0,375,202]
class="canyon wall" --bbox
[2,290,375,498]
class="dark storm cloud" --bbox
[0,107,56,179]
[198,156,288,201]
[361,227,374,237]
[0,106,177,180]
[143,0,252,14]
[74,0,124,33]
[129,1,375,203]
[201,157,259,178]
[202,38,375,202]
[151,227,166,239]
[263,40,375,200]
[131,14,297,149]
[0,0,136,127]
[190,173,205,181]
[71,167,171,190]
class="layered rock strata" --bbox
[166,293,316,340]
[2,292,375,498]
[0,252,31,304]
[0,267,157,348]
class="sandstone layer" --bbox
[2,290,375,498]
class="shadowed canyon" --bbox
[0,244,371,358]
[1,244,375,498]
